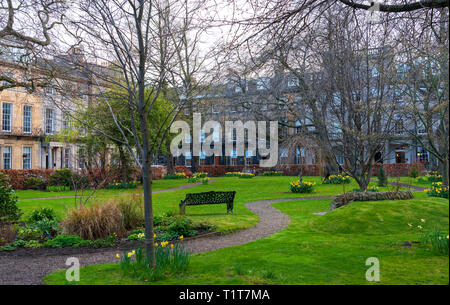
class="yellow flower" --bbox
[407,223,412,227]
[171,244,174,248]
[180,235,184,240]
[418,225,423,229]
[421,219,425,223]
[155,243,158,247]
[116,254,120,258]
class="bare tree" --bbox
[0,0,69,91]
[394,8,449,186]
[47,0,207,266]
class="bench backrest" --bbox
[184,191,236,205]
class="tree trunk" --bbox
[118,145,128,183]
[442,157,449,188]
[167,154,175,175]
[142,153,156,268]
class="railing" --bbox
[0,127,44,137]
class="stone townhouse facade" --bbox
[0,47,91,171]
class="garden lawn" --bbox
[15,179,192,199]
[44,193,449,285]
[17,177,400,232]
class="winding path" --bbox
[1,180,424,285]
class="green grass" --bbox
[44,194,449,285]
[15,179,192,199]
[16,177,399,231]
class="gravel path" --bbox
[18,179,223,201]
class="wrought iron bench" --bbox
[179,191,236,215]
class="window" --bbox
[23,105,32,133]
[44,87,54,95]
[23,147,32,169]
[2,103,12,132]
[200,130,205,143]
[62,112,70,130]
[211,104,219,114]
[64,148,70,168]
[185,133,191,144]
[280,149,288,158]
[245,150,253,158]
[256,78,270,90]
[3,146,11,169]
[231,150,237,159]
[185,151,192,167]
[417,148,429,163]
[78,148,86,169]
[45,109,54,134]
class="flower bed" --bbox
[425,182,449,199]
[107,180,140,189]
[261,171,283,176]
[289,181,315,193]
[162,173,188,179]
[322,174,351,184]
[225,172,255,178]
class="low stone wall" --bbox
[329,190,414,211]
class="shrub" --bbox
[117,195,144,230]
[32,219,60,239]
[48,168,73,187]
[289,181,315,193]
[107,180,139,189]
[201,178,209,185]
[322,174,351,185]
[62,202,125,240]
[26,208,57,224]
[44,234,88,248]
[24,177,45,190]
[377,167,387,187]
[46,185,70,192]
[16,226,42,241]
[409,165,419,179]
[71,173,91,189]
[0,172,22,222]
[261,171,283,176]
[162,173,187,179]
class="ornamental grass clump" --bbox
[62,201,125,240]
[289,181,315,193]
[322,174,351,185]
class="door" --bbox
[395,151,406,163]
